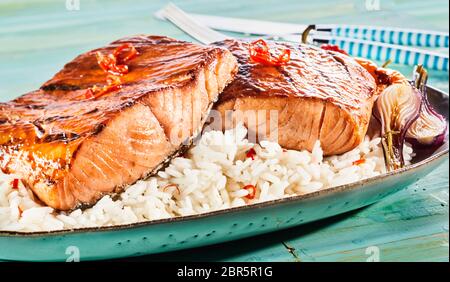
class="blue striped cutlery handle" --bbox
[325,25,449,48]
[280,33,449,71]
[327,36,449,71]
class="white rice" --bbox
[0,124,414,232]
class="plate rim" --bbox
[1,86,448,237]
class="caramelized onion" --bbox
[406,66,448,147]
[374,84,422,171]
[407,103,447,146]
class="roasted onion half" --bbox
[374,65,447,171]
[406,65,448,147]
[374,84,422,171]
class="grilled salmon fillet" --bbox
[212,39,378,155]
[0,35,237,210]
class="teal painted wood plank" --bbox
[0,0,448,262]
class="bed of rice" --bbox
[0,124,414,232]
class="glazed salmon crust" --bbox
[213,39,378,156]
[0,36,238,210]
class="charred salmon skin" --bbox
[0,35,238,210]
[212,39,378,156]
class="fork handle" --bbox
[323,36,449,71]
[282,33,449,71]
[322,25,449,48]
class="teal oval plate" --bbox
[0,86,448,262]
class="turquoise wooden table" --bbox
[0,0,448,262]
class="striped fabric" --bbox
[331,25,449,48]
[328,37,449,71]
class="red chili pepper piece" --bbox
[96,52,129,76]
[95,43,139,76]
[246,148,257,160]
[352,158,366,166]
[84,88,95,99]
[320,44,349,55]
[106,74,122,87]
[11,178,19,189]
[113,43,139,64]
[249,39,291,67]
[163,184,181,196]
[243,184,257,200]
[84,75,122,100]
[96,52,116,72]
[84,43,138,99]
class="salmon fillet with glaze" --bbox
[212,39,378,155]
[0,35,238,210]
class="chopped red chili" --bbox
[163,184,180,196]
[95,43,139,75]
[246,148,257,160]
[96,51,128,76]
[11,178,19,189]
[249,39,291,67]
[113,43,139,64]
[84,43,138,99]
[163,184,181,196]
[320,44,349,55]
[352,158,366,166]
[105,74,122,88]
[243,184,257,200]
[84,88,94,99]
[85,75,122,99]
